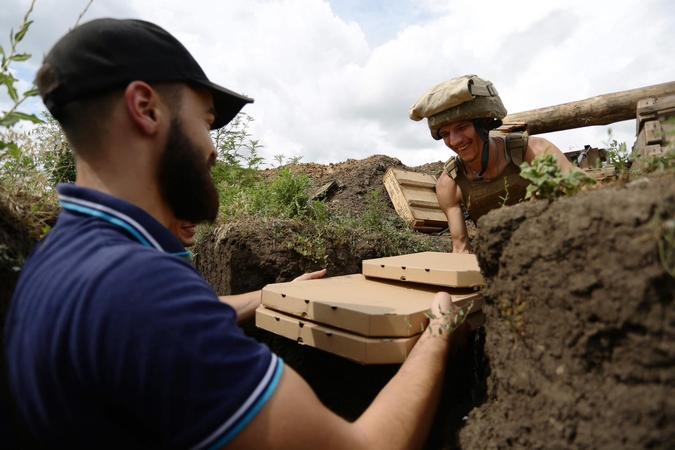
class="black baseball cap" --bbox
[39,18,253,129]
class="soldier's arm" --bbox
[525,136,585,174]
[436,172,472,253]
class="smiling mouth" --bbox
[454,143,471,152]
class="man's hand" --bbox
[292,268,327,282]
[426,292,472,355]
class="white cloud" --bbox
[3,0,675,167]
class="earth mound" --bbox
[459,177,675,449]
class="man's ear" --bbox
[124,81,167,135]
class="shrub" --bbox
[520,153,596,201]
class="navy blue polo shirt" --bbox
[5,184,282,449]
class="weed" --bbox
[603,128,633,179]
[273,154,304,167]
[0,1,92,271]
[362,190,387,227]
[497,295,527,349]
[423,300,473,336]
[287,232,328,264]
[520,152,596,201]
[0,0,43,133]
[640,149,675,173]
[499,178,510,206]
[651,216,675,278]
[32,113,76,185]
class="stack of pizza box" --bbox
[255,252,486,365]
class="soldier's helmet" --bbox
[409,74,507,140]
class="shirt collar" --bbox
[57,184,191,258]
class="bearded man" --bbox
[6,18,469,449]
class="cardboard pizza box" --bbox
[261,274,483,338]
[256,306,486,365]
[362,252,484,288]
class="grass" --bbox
[208,178,451,264]
[519,152,596,201]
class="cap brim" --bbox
[199,80,254,130]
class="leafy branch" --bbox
[0,0,43,131]
[520,152,596,201]
[423,300,473,336]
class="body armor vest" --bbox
[443,132,530,223]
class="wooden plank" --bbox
[635,95,675,134]
[644,145,666,158]
[409,217,447,228]
[583,167,615,182]
[645,120,664,145]
[311,181,336,200]
[398,178,436,188]
[493,81,675,135]
[634,120,663,155]
[413,225,446,233]
[409,199,444,208]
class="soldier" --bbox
[410,74,579,253]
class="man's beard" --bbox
[157,117,219,224]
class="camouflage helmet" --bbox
[409,74,507,140]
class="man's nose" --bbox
[448,132,462,147]
[208,145,218,168]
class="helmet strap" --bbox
[472,119,491,180]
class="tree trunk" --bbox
[495,81,675,135]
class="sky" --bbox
[3,0,675,168]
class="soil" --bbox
[2,154,675,449]
[458,176,675,449]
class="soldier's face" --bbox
[439,120,483,163]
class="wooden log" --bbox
[495,81,675,135]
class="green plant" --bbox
[640,149,675,173]
[499,178,510,206]
[211,113,265,188]
[602,128,632,178]
[32,112,76,185]
[498,295,527,349]
[423,301,473,336]
[273,154,304,167]
[287,231,328,264]
[520,152,596,201]
[362,190,387,227]
[652,216,675,279]
[0,1,93,273]
[0,0,43,134]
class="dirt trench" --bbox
[196,170,675,449]
[194,218,486,449]
[459,177,675,449]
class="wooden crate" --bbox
[583,167,616,183]
[633,95,675,162]
[383,168,447,233]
